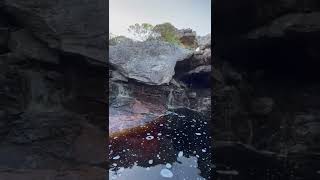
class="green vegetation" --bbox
[128,23,157,41]
[127,22,181,45]
[152,23,181,45]
[109,34,130,45]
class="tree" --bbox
[128,23,158,41]
[109,34,131,45]
[127,22,181,45]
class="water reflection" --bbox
[108,108,213,179]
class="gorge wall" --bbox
[214,0,320,179]
[0,1,107,179]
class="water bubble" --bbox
[112,155,120,160]
[160,169,174,178]
[166,163,172,169]
[146,135,154,140]
[202,148,207,152]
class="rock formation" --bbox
[214,0,320,179]
[109,32,212,135]
[109,40,192,85]
[0,1,107,179]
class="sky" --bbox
[110,0,211,38]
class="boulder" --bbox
[109,40,192,85]
[177,28,198,48]
[197,34,211,49]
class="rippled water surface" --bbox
[108,108,213,179]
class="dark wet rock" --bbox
[0,27,9,53]
[72,123,105,165]
[188,65,211,74]
[179,65,212,89]
[109,40,192,85]
[6,111,81,144]
[8,29,59,64]
[192,48,211,66]
[251,97,274,115]
[248,12,320,39]
[221,63,242,83]
[214,2,320,178]
[0,0,108,178]
[109,80,183,134]
[0,166,105,180]
[175,34,211,77]
[214,0,320,36]
[212,67,224,83]
[3,0,108,64]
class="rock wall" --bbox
[0,1,107,179]
[214,0,320,179]
[109,32,212,134]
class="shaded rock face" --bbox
[109,78,186,136]
[109,40,192,85]
[9,29,59,64]
[214,1,320,179]
[3,0,108,64]
[0,1,107,179]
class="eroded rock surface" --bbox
[109,40,192,85]
[0,1,107,179]
[3,0,108,64]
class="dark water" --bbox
[108,108,213,179]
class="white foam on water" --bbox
[113,155,120,160]
[166,163,172,169]
[160,169,174,178]
[146,135,154,140]
[178,151,183,157]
